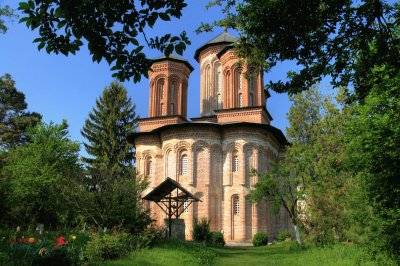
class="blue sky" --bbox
[0,1,292,154]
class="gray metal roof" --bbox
[152,54,194,72]
[194,31,238,61]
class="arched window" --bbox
[146,158,154,175]
[170,103,174,115]
[159,79,165,99]
[161,103,165,116]
[249,93,254,106]
[171,82,175,99]
[233,195,240,215]
[181,154,188,176]
[239,93,243,108]
[233,155,239,172]
[238,70,243,91]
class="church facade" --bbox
[128,32,290,242]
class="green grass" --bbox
[105,240,382,266]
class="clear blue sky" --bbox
[0,1,292,154]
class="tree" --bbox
[81,81,148,231]
[1,120,83,226]
[250,87,352,246]
[0,74,41,150]
[0,4,16,34]
[201,0,400,100]
[345,70,400,262]
[18,0,190,82]
[81,81,138,183]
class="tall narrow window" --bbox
[233,155,239,172]
[181,155,188,176]
[233,196,240,215]
[249,76,253,90]
[183,200,189,213]
[161,103,165,116]
[239,70,243,91]
[171,83,175,99]
[239,93,243,108]
[170,103,174,115]
[160,80,164,99]
[146,159,154,175]
[249,94,254,106]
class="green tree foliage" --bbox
[345,70,400,262]
[201,0,400,99]
[250,88,351,246]
[81,82,149,232]
[81,81,138,183]
[18,0,190,82]
[0,5,16,34]
[0,74,41,150]
[1,120,83,226]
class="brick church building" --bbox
[128,32,290,242]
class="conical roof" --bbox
[194,31,238,61]
[152,54,194,72]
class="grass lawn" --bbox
[105,239,379,266]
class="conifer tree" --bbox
[81,82,149,232]
[0,74,41,150]
[81,81,138,184]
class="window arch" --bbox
[181,154,188,176]
[233,195,240,215]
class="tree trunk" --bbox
[293,224,302,246]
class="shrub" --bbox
[253,232,269,247]
[210,232,225,247]
[192,218,211,243]
[277,230,292,242]
[133,226,165,249]
[82,232,133,264]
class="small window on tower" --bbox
[239,93,243,108]
[161,103,165,116]
[239,71,243,91]
[170,103,174,115]
[233,155,239,172]
[160,80,164,99]
[181,155,188,176]
[250,94,254,106]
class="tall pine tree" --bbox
[81,81,138,183]
[81,82,148,232]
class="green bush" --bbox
[277,230,292,242]
[252,232,269,247]
[133,226,165,249]
[192,217,211,243]
[210,232,225,247]
[82,232,133,264]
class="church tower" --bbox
[194,31,271,124]
[139,55,193,132]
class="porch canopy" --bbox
[142,177,201,236]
